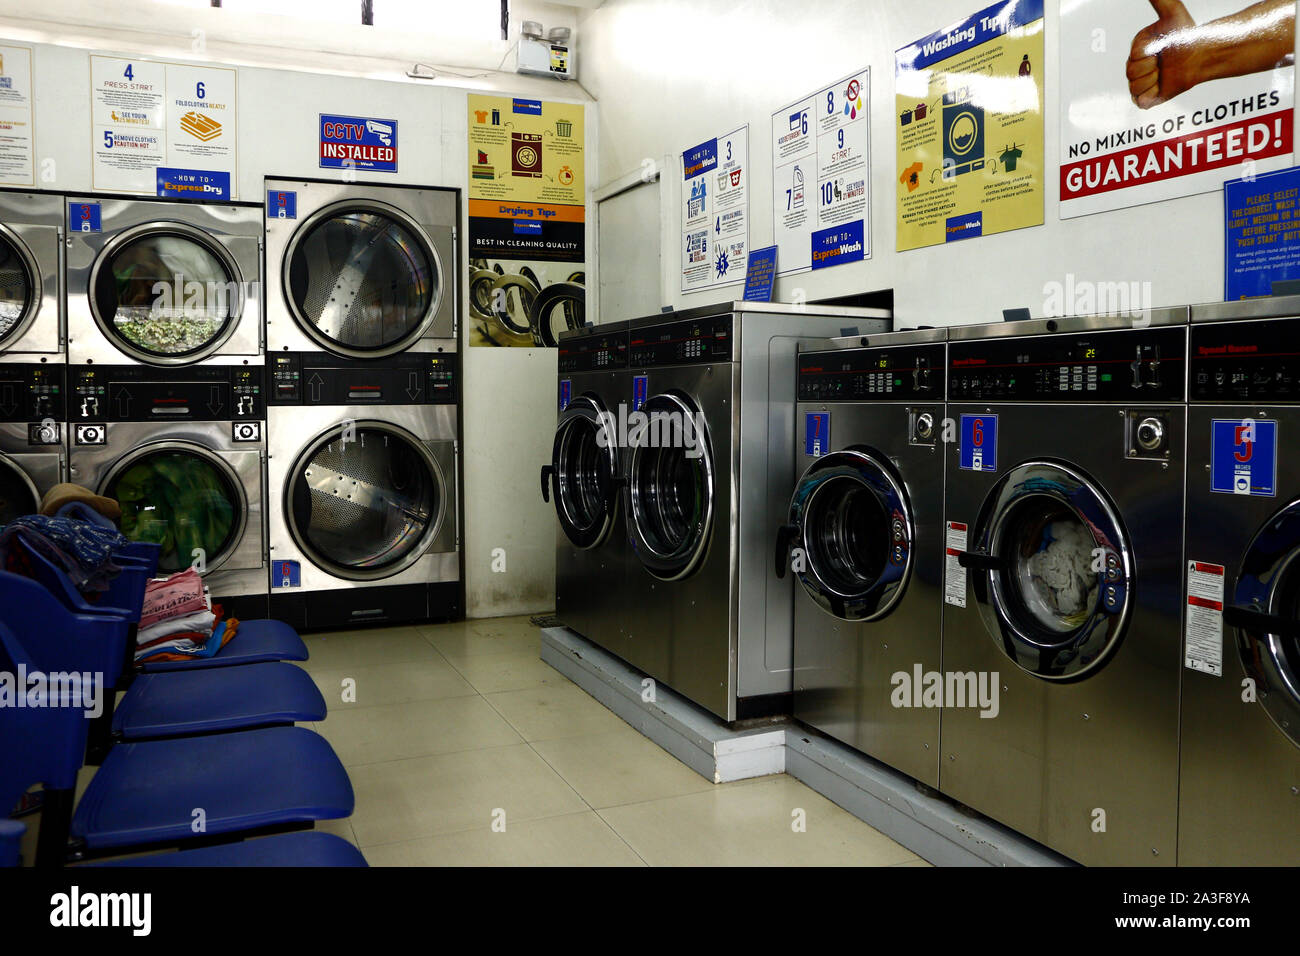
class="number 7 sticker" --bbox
[959,414,997,472]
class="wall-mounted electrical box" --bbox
[517,21,574,80]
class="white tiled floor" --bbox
[301,615,928,866]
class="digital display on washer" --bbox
[947,326,1185,402]
[268,351,456,406]
[1190,316,1300,402]
[628,314,732,367]
[798,343,945,401]
[557,328,627,373]
[0,364,64,423]
[72,365,262,422]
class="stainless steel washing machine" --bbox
[0,191,62,363]
[941,310,1188,866]
[544,321,629,648]
[621,303,890,721]
[267,351,460,630]
[778,329,945,786]
[264,179,457,359]
[67,364,268,619]
[65,197,261,367]
[1178,298,1300,865]
[0,363,64,521]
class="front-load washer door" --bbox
[101,441,257,574]
[549,394,618,550]
[286,421,453,581]
[0,223,45,355]
[0,451,43,523]
[789,449,913,622]
[283,200,447,358]
[89,222,246,364]
[626,391,714,581]
[966,460,1133,681]
[1227,500,1300,748]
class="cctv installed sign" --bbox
[319,113,398,172]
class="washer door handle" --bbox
[1223,604,1300,639]
[774,523,799,579]
[957,549,1006,571]
[540,464,554,503]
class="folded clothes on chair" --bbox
[135,618,239,663]
[140,568,209,630]
[39,483,122,522]
[0,515,126,593]
[137,609,217,647]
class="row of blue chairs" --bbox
[1,504,367,867]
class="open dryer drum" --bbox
[283,201,444,358]
[88,222,246,364]
[550,394,618,550]
[0,225,39,348]
[285,421,450,580]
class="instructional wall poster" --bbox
[1060,0,1296,219]
[0,45,34,187]
[466,96,586,348]
[895,1,1044,250]
[681,125,749,293]
[91,55,238,199]
[771,70,870,274]
[1224,164,1300,299]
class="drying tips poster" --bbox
[1060,0,1296,218]
[466,96,586,347]
[894,0,1045,250]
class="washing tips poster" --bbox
[1060,0,1296,219]
[466,95,586,347]
[0,46,34,187]
[681,125,749,293]
[770,70,871,274]
[91,56,237,199]
[895,0,1045,250]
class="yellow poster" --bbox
[467,95,585,347]
[894,0,1044,250]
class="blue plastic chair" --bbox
[0,820,25,867]
[84,829,367,867]
[0,595,355,866]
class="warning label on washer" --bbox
[1185,560,1225,676]
[945,521,968,608]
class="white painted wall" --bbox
[578,0,1300,326]
[0,7,596,618]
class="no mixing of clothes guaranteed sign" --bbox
[319,113,398,172]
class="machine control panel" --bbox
[947,325,1186,402]
[1190,316,1300,402]
[0,364,65,426]
[71,365,262,422]
[268,352,457,406]
[629,314,733,367]
[798,343,946,401]
[558,328,627,373]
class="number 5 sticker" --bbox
[960,414,997,472]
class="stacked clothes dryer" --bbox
[0,191,64,521]
[941,310,1188,866]
[603,302,890,721]
[264,178,461,629]
[64,196,268,618]
[778,329,945,786]
[1179,297,1300,865]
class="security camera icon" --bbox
[366,120,394,146]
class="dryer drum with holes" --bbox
[66,364,269,620]
[65,197,262,368]
[0,191,62,362]
[941,312,1189,867]
[265,179,457,359]
[782,330,945,787]
[1178,302,1300,866]
[266,352,460,630]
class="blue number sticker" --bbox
[632,375,648,412]
[959,414,997,472]
[805,412,829,457]
[558,379,571,412]
[70,203,101,233]
[1210,419,1277,496]
[272,560,300,589]
[266,189,297,220]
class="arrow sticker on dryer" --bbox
[406,372,423,401]
[308,373,324,403]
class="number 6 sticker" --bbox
[959,414,997,472]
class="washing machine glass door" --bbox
[1228,500,1300,746]
[0,225,40,349]
[89,223,245,364]
[0,452,40,523]
[626,392,713,581]
[789,449,912,621]
[968,460,1132,680]
[287,421,446,580]
[284,201,443,358]
[102,443,248,574]
[551,394,617,549]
